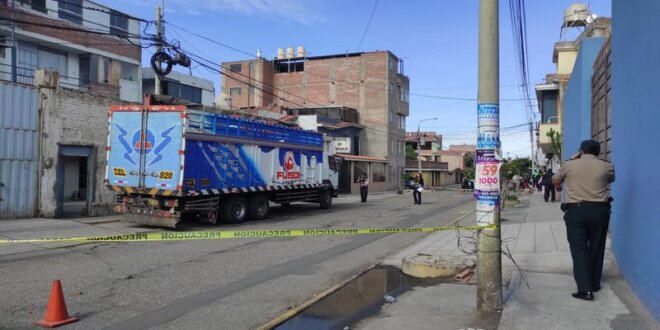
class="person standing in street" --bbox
[553,140,615,301]
[413,172,424,204]
[358,173,369,203]
[542,169,556,202]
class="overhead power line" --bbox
[357,0,379,51]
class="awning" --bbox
[336,154,388,163]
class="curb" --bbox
[499,269,523,330]
[256,264,378,330]
[257,209,476,329]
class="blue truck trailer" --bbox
[105,105,339,228]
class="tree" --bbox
[463,166,475,180]
[405,145,418,161]
[546,128,562,162]
[500,157,532,179]
[463,151,475,169]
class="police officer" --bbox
[552,140,615,301]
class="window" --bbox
[37,48,67,75]
[389,56,397,73]
[110,11,129,37]
[328,156,338,172]
[541,90,558,123]
[230,87,242,96]
[398,115,406,130]
[180,84,202,103]
[354,162,368,183]
[229,64,242,73]
[78,54,90,86]
[249,86,255,95]
[399,86,409,103]
[58,0,83,25]
[0,37,6,59]
[249,62,256,72]
[389,82,394,94]
[372,163,386,183]
[19,0,47,13]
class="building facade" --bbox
[535,11,610,170]
[142,69,215,107]
[0,0,142,102]
[220,50,409,191]
[611,0,660,320]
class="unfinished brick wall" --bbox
[0,6,141,61]
[39,82,131,217]
[591,37,611,161]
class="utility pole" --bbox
[154,5,164,95]
[10,0,17,83]
[476,0,502,312]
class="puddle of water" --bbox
[276,266,448,330]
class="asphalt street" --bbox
[0,190,474,329]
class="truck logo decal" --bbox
[149,125,176,166]
[132,129,155,153]
[115,124,136,165]
[284,152,295,171]
[115,125,177,168]
[277,151,301,180]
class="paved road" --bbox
[0,190,474,329]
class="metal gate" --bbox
[0,81,39,218]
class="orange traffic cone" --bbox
[35,280,79,328]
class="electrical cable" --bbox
[357,0,379,51]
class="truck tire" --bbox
[222,196,247,224]
[248,194,269,220]
[319,190,332,209]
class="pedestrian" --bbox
[542,169,556,202]
[536,172,543,192]
[358,173,369,203]
[413,172,424,204]
[512,174,521,191]
[553,140,615,301]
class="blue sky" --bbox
[104,0,611,158]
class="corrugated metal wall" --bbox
[0,81,38,218]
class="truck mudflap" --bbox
[116,204,181,229]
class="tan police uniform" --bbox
[554,153,615,294]
[555,154,615,203]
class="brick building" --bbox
[0,0,142,102]
[220,50,409,191]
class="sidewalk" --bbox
[357,191,657,330]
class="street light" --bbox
[546,116,559,123]
[417,118,438,174]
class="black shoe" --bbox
[571,292,594,301]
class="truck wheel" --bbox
[222,197,247,224]
[319,190,332,209]
[248,195,269,220]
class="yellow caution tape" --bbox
[0,224,498,244]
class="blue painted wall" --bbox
[612,0,660,321]
[562,37,604,156]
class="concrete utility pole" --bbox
[476,0,503,312]
[154,5,164,95]
[417,118,438,174]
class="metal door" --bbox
[0,82,39,218]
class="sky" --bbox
[102,0,612,158]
